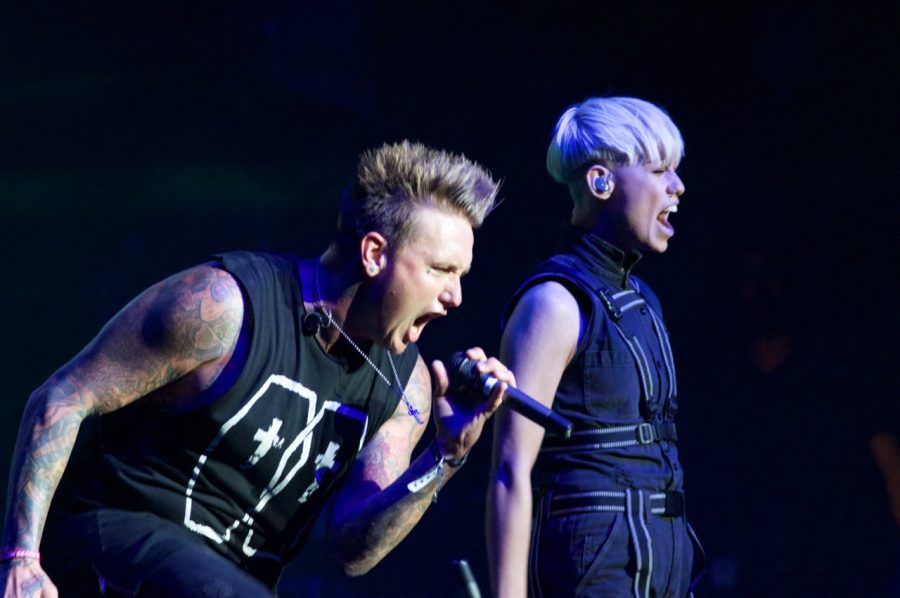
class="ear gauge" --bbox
[593,176,611,194]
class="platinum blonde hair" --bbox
[340,140,500,247]
[546,97,684,185]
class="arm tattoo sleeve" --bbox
[328,358,458,576]
[2,266,244,550]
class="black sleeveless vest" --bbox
[504,231,683,494]
[59,251,419,574]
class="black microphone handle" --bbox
[449,353,573,438]
[504,386,573,438]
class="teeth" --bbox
[663,205,678,214]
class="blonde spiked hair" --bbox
[339,140,500,247]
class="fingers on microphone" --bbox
[478,357,515,385]
[464,346,486,362]
[430,359,449,396]
[488,380,507,411]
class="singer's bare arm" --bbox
[1,265,244,598]
[327,348,511,576]
[487,282,581,598]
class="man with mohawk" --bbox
[2,141,514,597]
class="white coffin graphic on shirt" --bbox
[183,374,368,559]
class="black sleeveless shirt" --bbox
[55,251,419,574]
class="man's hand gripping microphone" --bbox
[449,352,573,437]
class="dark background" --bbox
[2,1,898,596]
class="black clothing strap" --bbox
[544,489,686,519]
[539,421,677,452]
[595,284,646,321]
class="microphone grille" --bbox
[449,352,478,391]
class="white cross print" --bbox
[315,441,341,476]
[243,418,285,469]
[297,441,342,504]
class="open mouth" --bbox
[408,313,442,343]
[657,204,677,231]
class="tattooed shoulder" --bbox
[151,265,245,363]
[69,265,246,414]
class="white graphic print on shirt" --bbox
[183,374,368,559]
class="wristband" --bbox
[405,441,469,502]
[430,440,468,468]
[0,548,40,562]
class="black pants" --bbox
[41,510,277,597]
[530,490,704,598]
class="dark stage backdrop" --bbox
[2,2,897,596]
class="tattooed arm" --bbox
[1,265,245,598]
[326,347,513,576]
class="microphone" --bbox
[449,353,573,438]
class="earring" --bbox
[593,176,611,194]
[367,264,378,275]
